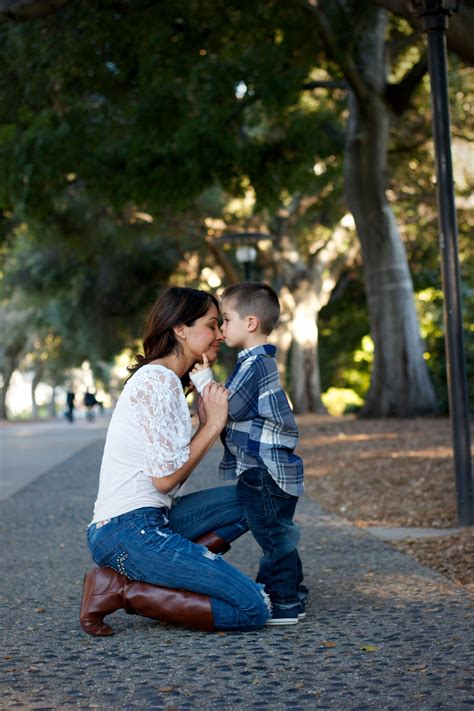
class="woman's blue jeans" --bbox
[87,486,270,631]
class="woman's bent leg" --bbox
[80,566,214,635]
[88,508,269,632]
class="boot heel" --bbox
[80,570,115,636]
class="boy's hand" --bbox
[189,354,214,395]
[190,353,209,375]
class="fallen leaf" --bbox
[321,641,337,648]
[407,665,428,673]
[36,607,45,613]
[159,687,174,693]
[360,645,379,652]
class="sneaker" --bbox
[297,584,309,605]
[266,605,300,626]
[298,603,306,620]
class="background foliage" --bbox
[0,0,472,417]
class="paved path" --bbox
[1,434,473,710]
[0,416,110,501]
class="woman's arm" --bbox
[151,382,228,494]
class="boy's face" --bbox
[221,299,251,349]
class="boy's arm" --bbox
[189,353,215,394]
[256,359,299,432]
[227,365,260,421]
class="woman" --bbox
[80,287,270,635]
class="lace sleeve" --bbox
[129,369,191,478]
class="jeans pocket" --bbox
[107,543,146,581]
[90,528,147,582]
[267,476,292,500]
[239,468,264,491]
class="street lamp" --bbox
[235,244,258,280]
[418,0,473,525]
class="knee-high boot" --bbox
[80,566,214,636]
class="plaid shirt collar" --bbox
[236,344,277,364]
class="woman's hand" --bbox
[201,381,228,431]
[153,383,228,494]
[196,394,206,427]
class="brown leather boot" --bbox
[80,566,214,636]
[193,531,231,554]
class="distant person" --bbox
[190,282,306,625]
[65,391,75,423]
[84,391,99,422]
[80,286,270,636]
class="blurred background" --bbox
[1,0,472,422]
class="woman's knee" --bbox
[237,584,271,630]
[251,585,272,627]
[211,583,270,631]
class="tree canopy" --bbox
[1,0,472,417]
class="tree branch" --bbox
[205,237,241,284]
[292,0,370,105]
[371,0,474,64]
[302,79,347,90]
[384,52,428,115]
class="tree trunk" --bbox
[49,385,57,418]
[269,286,295,384]
[271,212,327,414]
[289,280,326,414]
[0,360,16,419]
[31,367,44,419]
[0,338,25,419]
[345,7,437,416]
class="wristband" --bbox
[189,368,214,394]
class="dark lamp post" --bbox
[235,245,258,280]
[418,0,473,525]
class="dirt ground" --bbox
[297,415,474,594]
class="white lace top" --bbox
[91,364,192,523]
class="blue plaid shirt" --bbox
[219,344,304,496]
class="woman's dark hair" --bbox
[128,287,219,379]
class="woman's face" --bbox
[182,303,223,362]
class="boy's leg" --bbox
[236,467,302,615]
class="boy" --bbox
[191,282,306,625]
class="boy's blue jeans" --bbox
[236,467,304,610]
[87,486,270,631]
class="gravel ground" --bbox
[1,434,474,709]
[298,414,474,593]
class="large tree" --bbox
[1,0,471,415]
[295,3,438,414]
